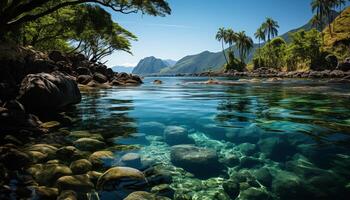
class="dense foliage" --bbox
[0,0,171,61]
[215,28,253,71]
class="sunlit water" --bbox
[69,77,350,199]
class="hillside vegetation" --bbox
[324,7,350,60]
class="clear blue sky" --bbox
[104,0,347,67]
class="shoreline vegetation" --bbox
[210,2,350,76]
[0,0,350,200]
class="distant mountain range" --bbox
[132,56,177,75]
[159,11,339,75]
[111,65,134,73]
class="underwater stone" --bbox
[27,150,47,163]
[239,187,269,200]
[253,168,273,187]
[73,138,105,151]
[124,191,171,200]
[70,159,92,174]
[221,154,240,167]
[151,184,175,199]
[225,124,262,144]
[170,144,222,179]
[57,190,77,200]
[164,126,194,146]
[121,153,142,169]
[0,146,31,170]
[222,179,240,199]
[139,121,166,135]
[68,131,104,141]
[33,186,58,200]
[40,121,60,129]
[96,167,146,191]
[56,146,84,162]
[272,170,305,200]
[258,137,296,162]
[27,144,58,160]
[237,143,257,156]
[88,150,114,168]
[56,174,94,193]
[239,156,263,169]
[34,164,72,186]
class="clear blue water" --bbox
[70,77,350,199]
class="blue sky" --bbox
[105,0,347,67]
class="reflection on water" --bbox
[73,77,350,199]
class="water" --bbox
[69,77,350,199]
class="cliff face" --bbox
[132,56,170,75]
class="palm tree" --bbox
[216,27,229,66]
[254,27,266,68]
[311,0,333,37]
[333,0,346,15]
[255,27,265,49]
[263,17,279,42]
[236,31,254,63]
[225,28,237,55]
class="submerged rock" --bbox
[223,179,240,199]
[239,187,269,200]
[0,146,31,170]
[56,146,84,162]
[17,71,81,110]
[34,164,72,186]
[33,186,58,200]
[272,170,306,200]
[89,150,114,168]
[163,126,194,146]
[73,138,105,151]
[27,144,58,160]
[170,144,222,178]
[121,153,142,169]
[56,174,94,193]
[57,190,78,200]
[124,191,170,200]
[139,121,165,135]
[70,159,92,174]
[258,137,296,162]
[96,167,146,191]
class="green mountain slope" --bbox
[324,7,350,59]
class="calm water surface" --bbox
[70,77,350,199]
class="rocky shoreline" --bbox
[0,45,166,199]
[197,67,350,80]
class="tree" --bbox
[225,28,237,55]
[263,17,279,42]
[216,27,229,66]
[254,26,266,68]
[76,23,137,62]
[285,29,324,70]
[311,0,333,37]
[0,0,171,38]
[236,31,254,63]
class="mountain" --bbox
[162,11,339,75]
[161,51,226,74]
[163,59,177,67]
[111,66,134,73]
[132,56,170,75]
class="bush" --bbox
[225,51,245,72]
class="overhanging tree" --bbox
[0,0,171,37]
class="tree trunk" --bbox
[222,40,229,66]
